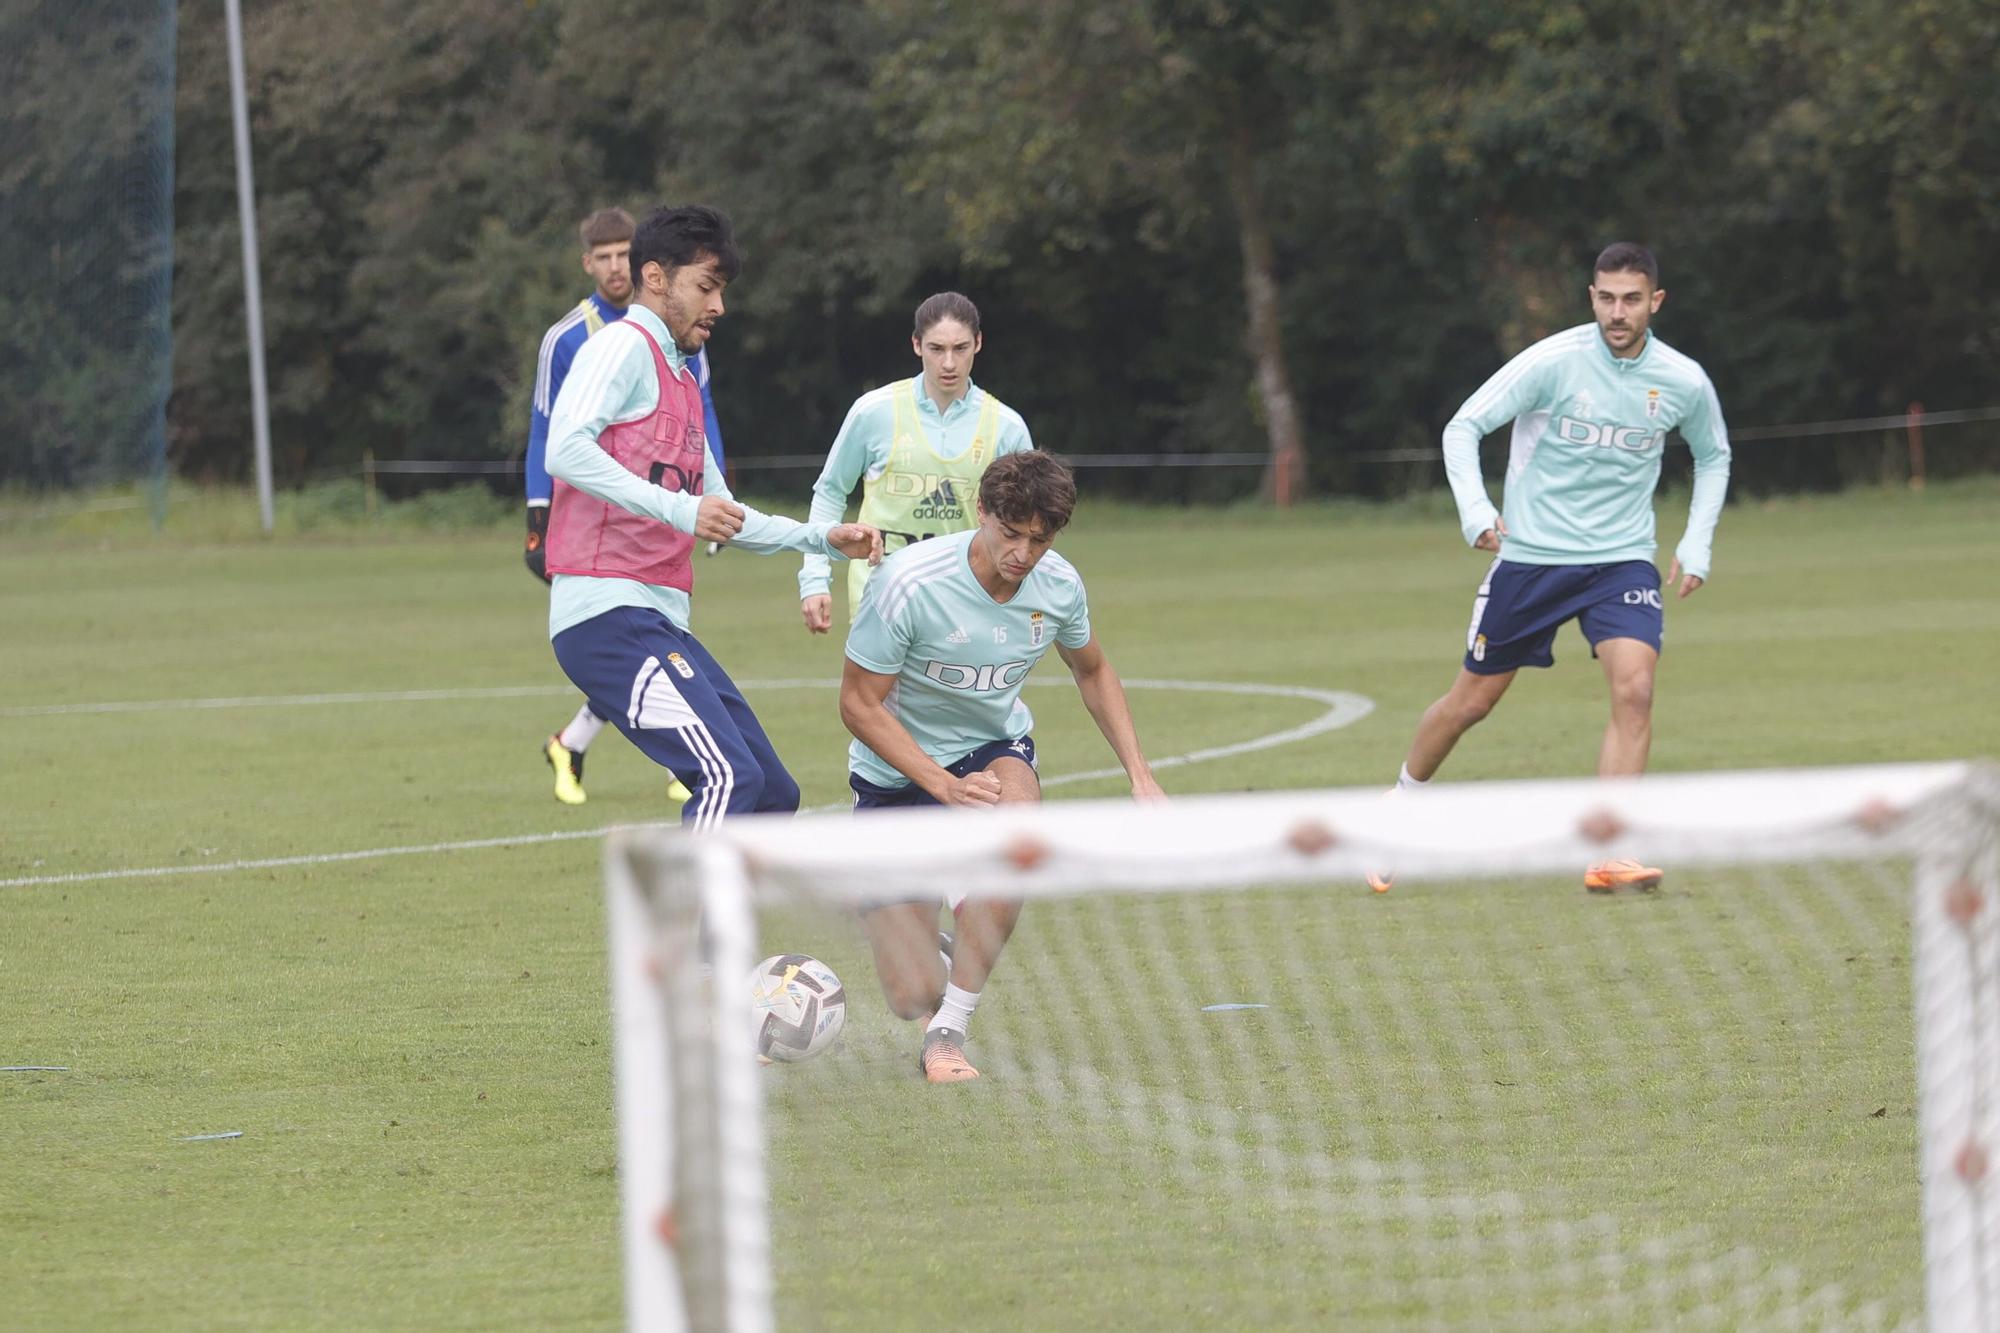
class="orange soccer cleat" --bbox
[920,1028,980,1083]
[1584,858,1664,894]
[1365,784,1404,893]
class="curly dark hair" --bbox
[978,451,1075,536]
[630,205,742,288]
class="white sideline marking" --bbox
[0,825,668,889]
[1,678,1371,889]
[0,685,573,718]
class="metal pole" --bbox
[1908,400,1927,491]
[225,0,275,534]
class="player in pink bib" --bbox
[545,316,706,589]
[543,206,881,827]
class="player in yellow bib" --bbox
[799,292,1035,632]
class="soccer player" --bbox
[1371,242,1731,894]
[839,451,1162,1082]
[544,204,881,826]
[526,206,726,805]
[798,292,1033,634]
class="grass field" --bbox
[3,480,1997,1329]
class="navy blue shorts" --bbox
[551,605,800,827]
[849,736,1038,810]
[1463,559,1663,675]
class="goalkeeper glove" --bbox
[524,505,551,584]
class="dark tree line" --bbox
[17,0,1999,497]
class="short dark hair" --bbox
[578,207,634,249]
[978,451,1075,536]
[1594,241,1659,286]
[914,291,981,338]
[629,205,742,291]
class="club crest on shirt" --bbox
[667,652,695,679]
[1647,388,1662,419]
[1030,611,1044,647]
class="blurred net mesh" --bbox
[614,766,1999,1332]
[0,0,175,509]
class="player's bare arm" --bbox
[801,594,834,634]
[838,658,1001,806]
[1666,558,1705,599]
[1057,636,1163,801]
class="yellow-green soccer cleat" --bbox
[545,735,587,806]
[667,775,693,805]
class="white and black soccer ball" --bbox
[749,953,847,1063]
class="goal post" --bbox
[606,761,1998,1331]
[605,839,771,1333]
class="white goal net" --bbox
[604,762,2000,1332]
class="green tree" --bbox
[870,0,1327,501]
[545,0,964,462]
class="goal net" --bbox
[604,762,1999,1332]
[0,0,176,507]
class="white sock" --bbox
[558,705,605,754]
[926,983,980,1037]
[1396,763,1429,792]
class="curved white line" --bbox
[1040,679,1372,790]
[1,679,1372,888]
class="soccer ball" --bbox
[749,953,847,1063]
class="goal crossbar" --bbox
[683,761,1975,900]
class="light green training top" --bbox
[1442,324,1732,579]
[843,529,1091,789]
[544,303,843,640]
[799,375,1033,602]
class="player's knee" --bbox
[726,764,767,813]
[758,765,800,815]
[723,759,800,816]
[1452,690,1500,729]
[1609,672,1655,718]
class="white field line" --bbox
[1041,678,1372,788]
[0,685,574,718]
[2,679,1371,889]
[1,824,673,889]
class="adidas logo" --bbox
[946,627,971,644]
[911,478,964,522]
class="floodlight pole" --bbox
[225,0,275,534]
